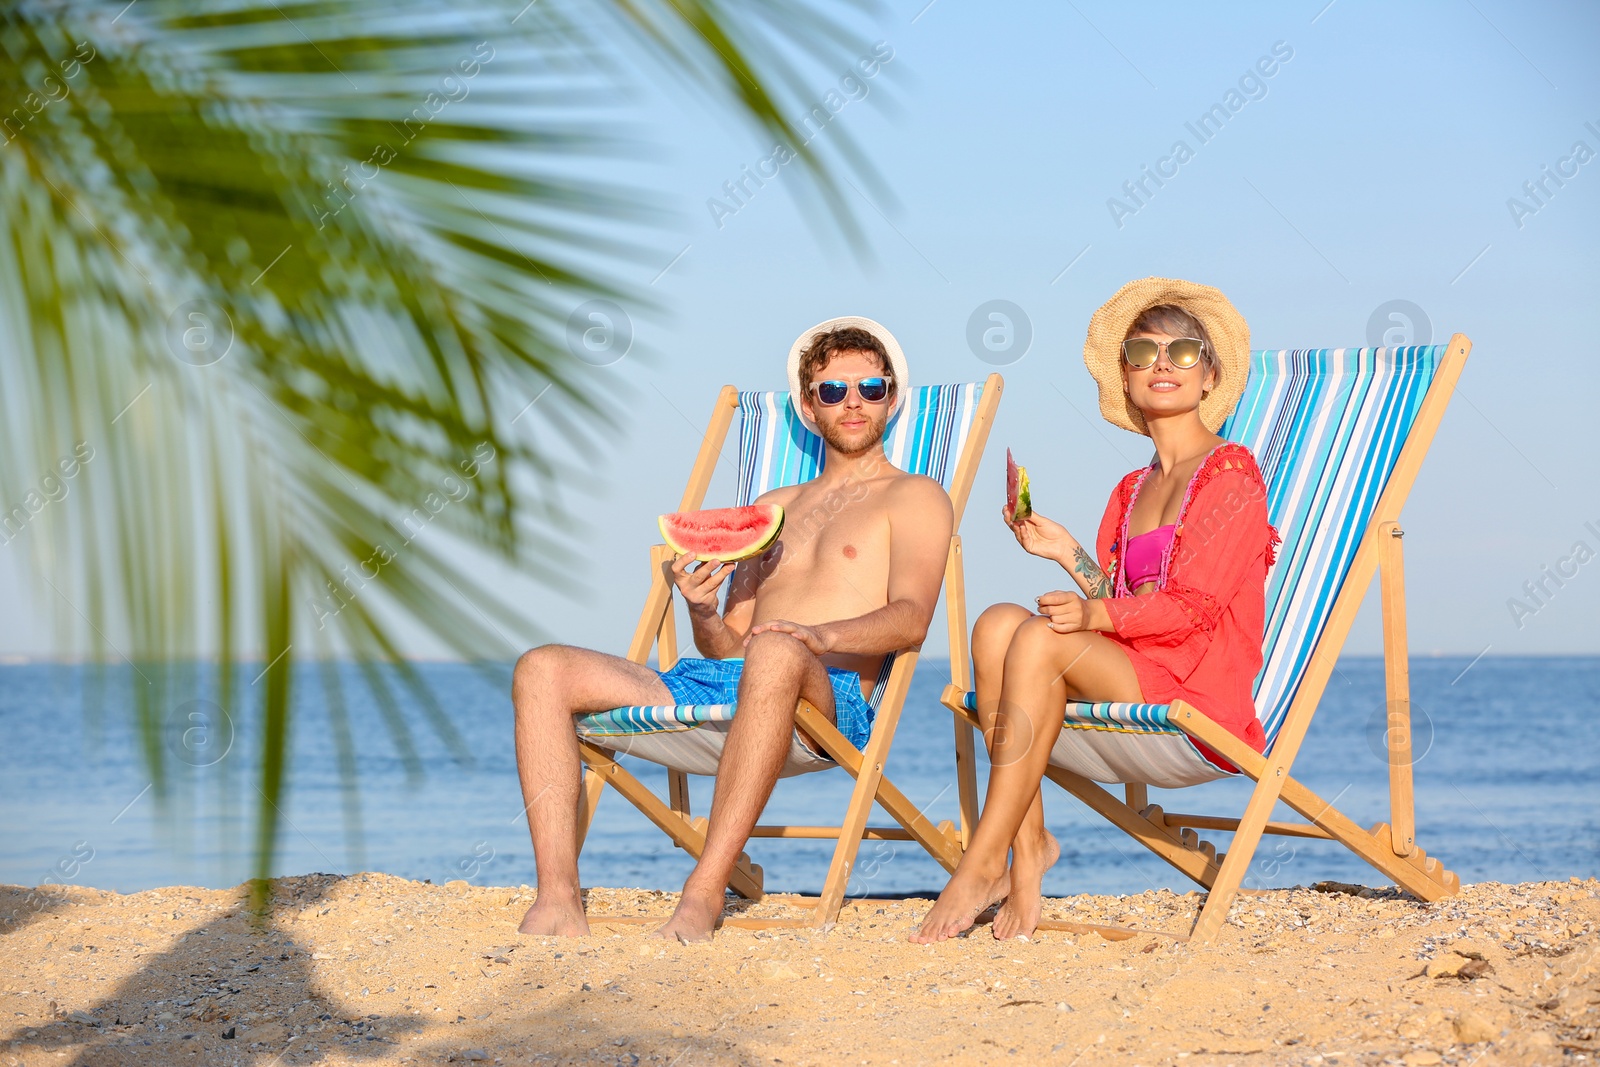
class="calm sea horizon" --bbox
[2,656,1595,900]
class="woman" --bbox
[912,277,1281,944]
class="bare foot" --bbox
[650,886,723,943]
[991,866,1011,906]
[993,829,1060,941]
[909,865,1009,944]
[517,889,589,937]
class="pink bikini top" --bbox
[1123,523,1176,591]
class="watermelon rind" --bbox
[1013,468,1033,523]
[658,505,785,562]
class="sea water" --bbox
[1,657,1595,899]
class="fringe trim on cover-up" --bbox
[1108,442,1282,598]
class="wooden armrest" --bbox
[626,544,677,664]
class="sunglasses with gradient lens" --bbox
[809,376,893,406]
[1122,337,1205,370]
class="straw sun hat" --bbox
[1083,277,1250,435]
[787,315,910,435]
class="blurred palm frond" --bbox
[0,0,881,903]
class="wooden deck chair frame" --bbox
[575,375,1002,930]
[941,335,1471,944]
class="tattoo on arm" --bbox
[1072,545,1112,598]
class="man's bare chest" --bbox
[762,483,891,579]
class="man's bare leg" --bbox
[653,632,838,942]
[970,604,1061,940]
[912,617,1141,943]
[512,644,674,936]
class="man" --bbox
[512,317,953,942]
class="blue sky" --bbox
[572,0,1600,659]
[3,0,1597,658]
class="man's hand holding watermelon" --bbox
[669,553,735,619]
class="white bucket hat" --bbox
[786,315,910,435]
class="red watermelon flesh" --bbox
[659,504,785,562]
[1005,449,1033,523]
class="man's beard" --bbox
[815,408,889,456]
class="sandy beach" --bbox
[2,875,1595,1066]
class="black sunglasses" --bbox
[808,376,894,406]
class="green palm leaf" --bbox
[1,0,880,905]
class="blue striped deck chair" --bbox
[575,375,1003,927]
[941,336,1470,942]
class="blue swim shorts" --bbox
[655,657,876,752]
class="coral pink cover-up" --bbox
[1094,442,1282,760]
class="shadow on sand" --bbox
[2,875,750,1066]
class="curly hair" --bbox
[797,326,891,393]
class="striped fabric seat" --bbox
[577,382,988,776]
[964,345,1446,788]
[579,659,896,778]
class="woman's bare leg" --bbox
[969,603,1059,935]
[912,617,1142,943]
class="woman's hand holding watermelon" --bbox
[670,552,733,615]
[1003,450,1086,570]
[1005,506,1074,565]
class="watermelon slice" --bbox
[659,504,785,562]
[1005,448,1033,524]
